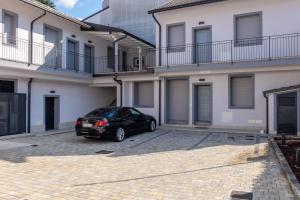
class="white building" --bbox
[1,0,300,137]
[149,0,300,135]
[0,0,155,135]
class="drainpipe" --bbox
[113,76,123,107]
[28,11,47,65]
[27,78,33,133]
[263,92,269,134]
[158,79,161,126]
[152,13,161,66]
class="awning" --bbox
[81,23,156,49]
[263,84,300,96]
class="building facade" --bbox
[0,0,155,135]
[149,0,300,135]
[1,0,300,137]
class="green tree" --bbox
[36,0,55,8]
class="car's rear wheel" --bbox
[115,127,126,142]
[149,120,156,132]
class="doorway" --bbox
[194,84,212,125]
[277,92,297,135]
[45,96,59,131]
[194,27,212,64]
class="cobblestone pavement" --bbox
[0,129,296,200]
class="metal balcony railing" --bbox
[159,33,300,67]
[0,34,156,74]
[93,50,156,74]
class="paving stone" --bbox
[0,131,295,199]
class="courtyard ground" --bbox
[0,129,296,200]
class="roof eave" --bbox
[148,0,227,14]
[19,0,91,29]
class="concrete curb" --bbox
[0,129,74,141]
[270,138,300,199]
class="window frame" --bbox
[228,74,255,109]
[133,81,155,108]
[234,12,263,47]
[166,22,186,53]
[43,24,63,68]
[2,9,18,46]
[84,44,95,73]
[66,38,80,71]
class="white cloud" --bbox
[56,0,79,8]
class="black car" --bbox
[76,107,156,142]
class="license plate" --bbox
[82,123,93,128]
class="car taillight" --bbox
[95,119,109,127]
[76,118,82,127]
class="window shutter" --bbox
[236,14,261,40]
[231,76,254,108]
[168,24,185,47]
[134,82,154,107]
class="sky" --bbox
[55,0,103,20]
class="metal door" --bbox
[166,79,189,124]
[194,28,212,64]
[277,92,297,135]
[195,85,212,124]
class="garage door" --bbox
[166,79,189,124]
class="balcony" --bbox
[93,48,156,75]
[0,34,156,75]
[157,33,300,71]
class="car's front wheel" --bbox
[115,127,126,142]
[149,120,156,132]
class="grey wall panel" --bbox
[166,79,189,124]
[134,81,154,108]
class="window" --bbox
[84,45,95,73]
[234,12,262,46]
[129,108,142,116]
[133,57,145,68]
[67,39,79,71]
[44,25,62,67]
[3,10,18,45]
[0,80,14,93]
[134,81,154,108]
[229,75,254,109]
[167,23,185,52]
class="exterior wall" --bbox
[160,67,300,131]
[84,0,166,44]
[0,0,112,74]
[28,80,115,132]
[120,75,160,123]
[155,0,300,66]
[156,0,300,46]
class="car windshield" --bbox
[86,108,117,118]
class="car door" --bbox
[118,108,136,134]
[129,108,147,133]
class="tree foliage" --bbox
[36,0,55,8]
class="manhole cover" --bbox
[95,150,114,154]
[230,191,253,200]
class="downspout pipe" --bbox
[113,76,123,107]
[29,11,46,65]
[27,78,33,133]
[152,13,161,66]
[263,92,269,134]
[158,79,161,126]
